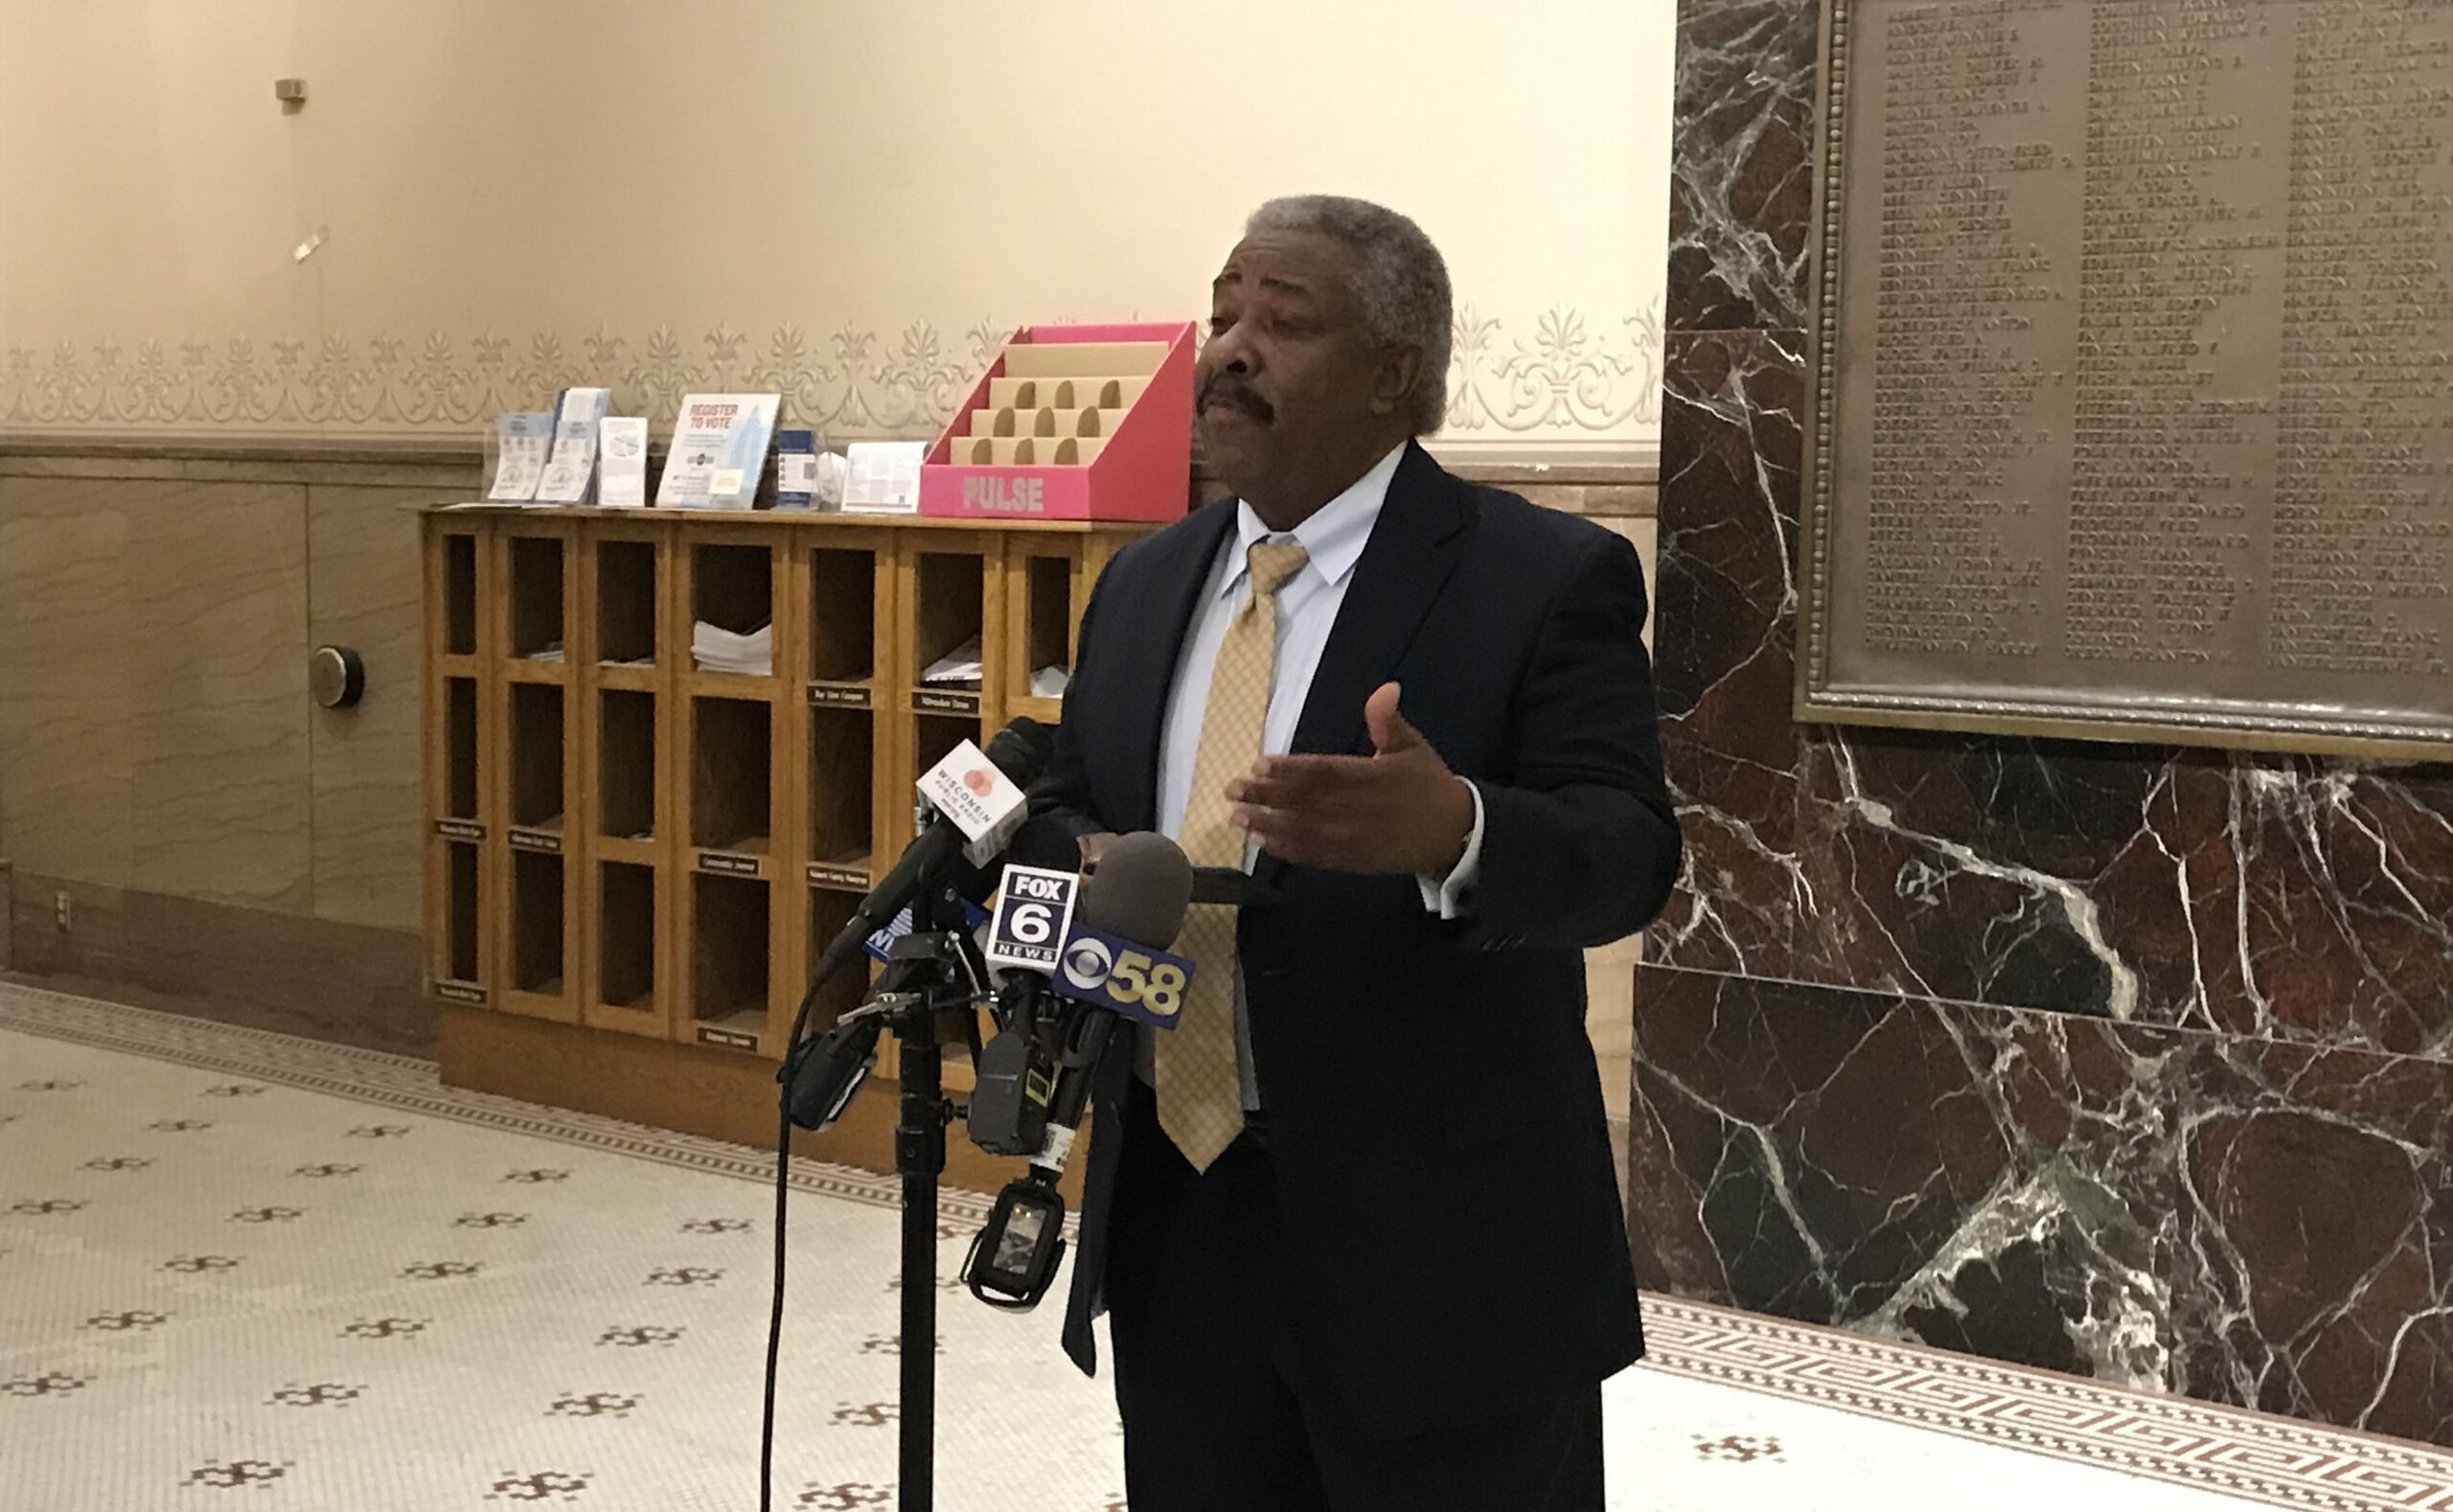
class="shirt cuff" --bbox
[1416,779,1485,919]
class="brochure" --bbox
[775,428,818,510]
[486,411,553,502]
[535,387,612,504]
[655,393,781,509]
[598,417,649,507]
[842,441,927,514]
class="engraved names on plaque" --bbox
[1809,0,2453,753]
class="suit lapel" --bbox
[1112,498,1236,831]
[1262,442,1466,879]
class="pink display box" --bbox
[919,321,1194,523]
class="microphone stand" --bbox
[768,836,1214,1506]
[839,883,980,1512]
[890,882,952,1512]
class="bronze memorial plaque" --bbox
[1800,0,2453,757]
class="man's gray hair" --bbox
[1245,195,1452,435]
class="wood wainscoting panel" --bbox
[0,475,139,889]
[126,480,314,909]
[309,484,452,931]
[4,870,428,1051]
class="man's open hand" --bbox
[1226,682,1473,876]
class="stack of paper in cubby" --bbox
[692,621,772,675]
[921,637,983,690]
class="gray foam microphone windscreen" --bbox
[1076,832,1196,949]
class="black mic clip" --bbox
[781,908,993,1134]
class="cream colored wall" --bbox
[0,0,1672,458]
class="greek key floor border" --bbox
[8,978,2453,1512]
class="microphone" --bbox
[807,718,1053,994]
[963,835,1201,1312]
[1072,832,1198,960]
[969,833,1193,1158]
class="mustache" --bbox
[1199,371,1272,423]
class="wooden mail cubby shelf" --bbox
[421,504,1142,1181]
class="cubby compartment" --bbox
[809,707,875,876]
[690,697,771,853]
[595,539,658,666]
[807,889,873,1033]
[690,542,774,676]
[913,551,985,689]
[1023,553,1074,696]
[599,862,657,1010]
[445,842,480,983]
[598,690,656,840]
[913,713,982,778]
[810,547,878,684]
[511,851,566,995]
[510,682,566,831]
[445,535,479,655]
[693,542,773,634]
[510,536,566,659]
[692,874,770,1035]
[446,677,480,818]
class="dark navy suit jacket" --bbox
[1018,440,1682,1437]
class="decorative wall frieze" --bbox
[0,301,1664,457]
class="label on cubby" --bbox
[435,981,489,1006]
[698,1024,762,1051]
[806,861,870,890]
[915,690,981,716]
[698,851,764,877]
[508,828,563,855]
[808,683,873,710]
[433,819,485,841]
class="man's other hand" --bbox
[1226,683,1472,876]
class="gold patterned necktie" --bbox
[1158,538,1310,1171]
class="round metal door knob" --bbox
[309,646,366,708]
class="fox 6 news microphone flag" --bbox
[984,865,1195,1031]
[983,866,1080,974]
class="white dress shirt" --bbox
[1151,443,1487,1107]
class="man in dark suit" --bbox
[1017,195,1681,1511]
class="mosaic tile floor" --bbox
[6,980,2451,1511]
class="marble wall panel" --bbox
[2176,1036,2453,1443]
[1667,0,1821,332]
[1650,331,1809,978]
[1630,965,2183,1387]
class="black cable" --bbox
[761,973,829,1512]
